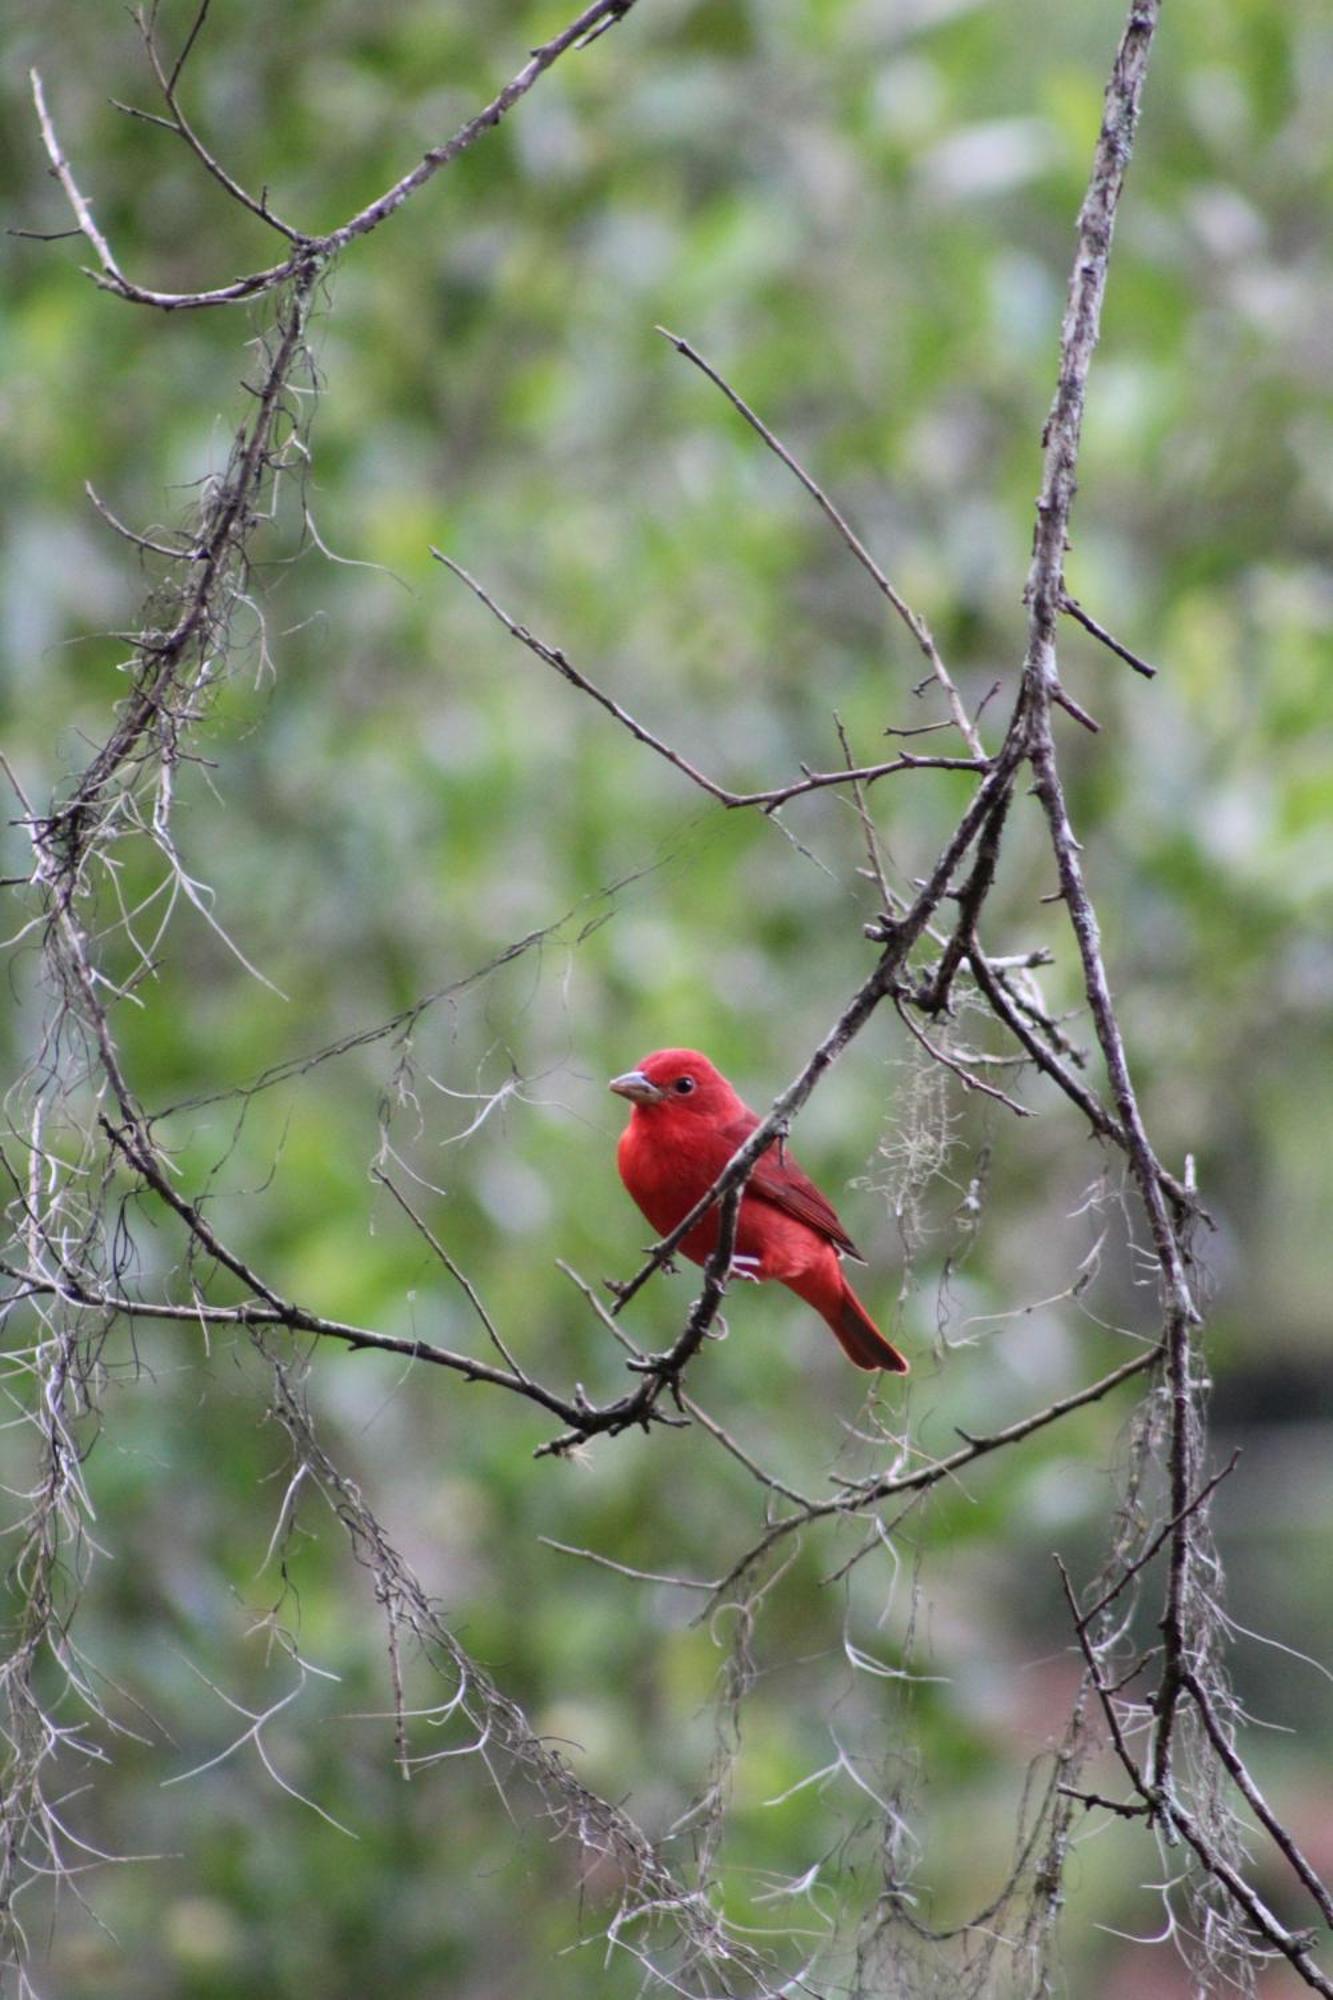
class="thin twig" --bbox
[1161,1809,1333,1998]
[705,1346,1162,1604]
[1054,1555,1156,1800]
[1071,1452,1241,1634]
[834,712,894,912]
[84,482,201,560]
[1060,592,1159,679]
[434,553,985,809]
[920,785,1012,1014]
[370,1169,530,1383]
[1057,1786,1148,1821]
[136,2,306,242]
[1051,683,1102,734]
[1182,1670,1333,1933]
[538,1540,716,1592]
[30,70,125,287]
[657,326,986,759]
[894,1001,1032,1117]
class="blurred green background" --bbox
[2,0,1332,1993]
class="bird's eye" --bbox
[673,1076,696,1095]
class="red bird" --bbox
[610,1049,908,1373]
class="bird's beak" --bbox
[608,1068,665,1104]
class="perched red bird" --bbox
[610,1049,908,1373]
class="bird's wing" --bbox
[719,1114,864,1261]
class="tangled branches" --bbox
[3,0,1329,1995]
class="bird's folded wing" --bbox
[720,1116,863,1261]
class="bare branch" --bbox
[84,481,202,560]
[1050,683,1102,734]
[371,1169,531,1383]
[1161,1812,1333,1999]
[1183,1670,1333,1934]
[707,1346,1163,1604]
[135,2,306,242]
[30,70,126,289]
[1003,0,1211,1830]
[918,785,1012,1015]
[535,1183,748,1459]
[1057,1785,1149,1821]
[1060,591,1159,679]
[657,326,986,759]
[28,1,641,312]
[1019,2,1161,710]
[893,1000,1032,1118]
[433,552,986,809]
[1071,1451,1241,1634]
[1054,1555,1157,1802]
[43,273,317,879]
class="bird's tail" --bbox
[831,1283,910,1372]
[795,1270,909,1373]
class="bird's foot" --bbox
[724,1254,762,1285]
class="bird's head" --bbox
[608,1048,743,1122]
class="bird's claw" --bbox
[725,1254,762,1285]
